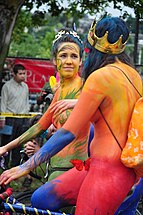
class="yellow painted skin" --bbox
[64,60,142,160]
[57,60,142,214]
[20,42,89,179]
[38,43,89,176]
[0,59,142,214]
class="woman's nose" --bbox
[66,56,72,64]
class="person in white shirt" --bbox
[1,64,29,167]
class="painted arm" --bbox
[0,71,105,184]
[0,93,57,156]
[0,123,43,156]
[0,128,75,185]
[24,124,57,157]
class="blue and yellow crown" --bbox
[87,20,129,54]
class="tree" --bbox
[123,1,143,64]
[0,0,25,70]
[1,0,143,74]
[0,0,109,73]
[9,17,56,58]
[107,0,143,64]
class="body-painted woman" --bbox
[0,17,142,215]
[0,29,89,180]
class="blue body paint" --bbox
[20,128,75,170]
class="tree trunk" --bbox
[133,14,140,65]
[0,0,25,94]
[0,0,25,72]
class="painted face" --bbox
[54,42,82,79]
[14,70,26,83]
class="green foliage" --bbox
[10,34,43,57]
[21,0,143,20]
[1,0,143,76]
[9,28,56,58]
[107,0,143,18]
[7,0,143,60]
[8,10,58,58]
[141,47,143,64]
[11,10,32,43]
[8,9,84,58]
[31,11,47,26]
[23,0,108,17]
[126,15,143,34]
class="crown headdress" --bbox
[53,29,82,44]
[87,19,129,54]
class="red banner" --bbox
[7,57,55,93]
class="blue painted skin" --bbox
[30,125,95,211]
[115,178,143,215]
[20,128,75,170]
[21,127,143,213]
[31,179,70,211]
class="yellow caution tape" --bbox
[0,112,40,118]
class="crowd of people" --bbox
[0,16,143,215]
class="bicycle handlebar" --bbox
[1,202,71,215]
[0,153,42,181]
[0,185,13,203]
[0,185,71,215]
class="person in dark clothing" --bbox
[37,82,53,113]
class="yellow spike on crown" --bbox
[87,19,129,54]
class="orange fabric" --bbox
[121,97,143,176]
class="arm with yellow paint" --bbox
[0,123,43,156]
[0,102,54,156]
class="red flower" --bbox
[84,48,90,53]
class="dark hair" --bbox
[52,28,84,59]
[13,64,25,75]
[82,17,134,81]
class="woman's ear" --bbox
[79,59,82,66]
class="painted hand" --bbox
[49,99,77,115]
[0,166,30,185]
